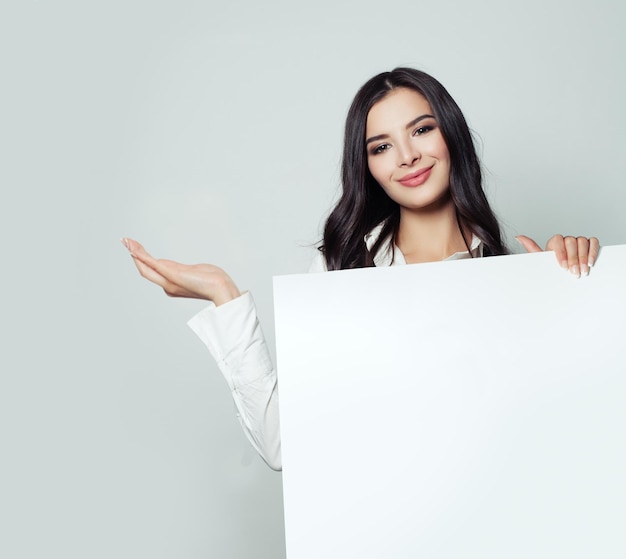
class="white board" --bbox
[273,247,626,559]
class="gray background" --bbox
[1,1,624,558]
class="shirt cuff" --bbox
[187,292,273,389]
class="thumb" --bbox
[516,235,543,253]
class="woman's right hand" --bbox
[121,238,241,306]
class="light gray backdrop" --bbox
[1,1,624,558]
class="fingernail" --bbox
[570,265,580,278]
[560,260,568,270]
[581,265,589,276]
[588,257,595,267]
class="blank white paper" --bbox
[273,247,626,559]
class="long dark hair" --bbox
[321,67,508,270]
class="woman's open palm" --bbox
[122,238,240,306]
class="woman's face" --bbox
[366,87,451,212]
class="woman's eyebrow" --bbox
[405,114,435,129]
[365,114,435,145]
[365,133,388,146]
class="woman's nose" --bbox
[397,141,420,167]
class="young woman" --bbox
[122,68,599,471]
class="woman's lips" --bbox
[398,165,434,187]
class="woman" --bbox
[122,68,599,471]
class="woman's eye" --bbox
[413,125,434,136]
[372,144,390,155]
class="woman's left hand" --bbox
[516,235,600,278]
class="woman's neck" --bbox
[396,200,470,264]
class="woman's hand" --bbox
[121,238,241,306]
[516,235,600,278]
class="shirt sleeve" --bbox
[187,292,282,471]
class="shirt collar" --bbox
[364,222,483,267]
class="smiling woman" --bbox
[322,68,510,271]
[366,88,465,264]
[122,67,599,471]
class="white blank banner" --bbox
[273,247,626,559]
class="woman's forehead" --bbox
[366,88,433,134]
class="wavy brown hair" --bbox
[321,68,508,270]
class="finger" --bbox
[121,237,144,254]
[123,239,180,286]
[124,238,161,265]
[132,255,168,285]
[577,237,590,276]
[122,238,159,269]
[515,235,543,253]
[588,237,600,267]
[130,255,198,297]
[125,242,168,284]
[123,240,190,283]
[135,255,187,287]
[543,235,568,269]
[563,236,580,277]
[134,254,205,299]
[126,242,167,277]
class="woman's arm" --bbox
[187,294,281,470]
[122,238,282,470]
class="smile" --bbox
[397,165,434,187]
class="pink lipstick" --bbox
[398,165,434,187]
